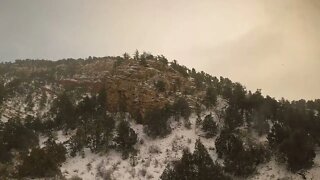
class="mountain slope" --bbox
[0,54,320,180]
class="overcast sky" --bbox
[0,0,319,100]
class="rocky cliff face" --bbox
[1,56,201,121]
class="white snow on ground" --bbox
[251,154,320,180]
[60,110,320,180]
[251,158,300,180]
[61,112,219,180]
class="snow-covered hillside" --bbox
[1,57,320,180]
[58,108,320,180]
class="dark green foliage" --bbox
[157,55,168,65]
[115,120,137,159]
[223,147,265,177]
[97,86,108,111]
[90,112,115,152]
[279,131,315,172]
[1,118,38,152]
[144,106,172,138]
[118,92,127,112]
[202,114,218,138]
[228,83,246,109]
[123,52,130,60]
[52,92,76,129]
[0,81,5,105]
[70,93,115,154]
[113,57,125,69]
[76,95,96,132]
[267,122,289,149]
[218,77,233,100]
[215,130,269,177]
[170,60,189,77]
[39,91,47,110]
[0,139,11,163]
[24,115,45,132]
[139,52,151,66]
[18,138,66,178]
[268,123,316,172]
[24,94,34,112]
[155,80,166,92]
[204,86,217,108]
[215,130,243,159]
[224,106,243,130]
[70,128,86,157]
[19,148,57,177]
[161,139,230,180]
[44,135,67,166]
[172,97,191,120]
[134,50,140,60]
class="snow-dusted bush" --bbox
[139,168,147,177]
[96,160,113,180]
[148,145,161,154]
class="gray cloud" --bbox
[0,0,319,100]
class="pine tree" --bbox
[161,139,230,180]
[53,92,76,129]
[123,52,130,60]
[134,50,140,60]
[115,120,137,159]
[202,114,218,138]
[70,127,86,157]
[172,97,191,120]
[224,105,243,130]
[204,86,217,108]
[97,86,107,111]
[145,107,172,138]
[0,81,5,105]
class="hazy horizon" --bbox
[1,0,320,100]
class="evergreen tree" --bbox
[202,114,218,138]
[144,106,172,138]
[134,50,140,60]
[0,81,5,105]
[123,52,130,60]
[229,83,246,109]
[279,130,315,172]
[39,91,47,110]
[224,105,243,130]
[204,86,217,108]
[267,122,289,149]
[2,118,38,152]
[139,52,148,66]
[97,86,107,111]
[18,142,66,178]
[53,92,76,129]
[115,120,137,159]
[268,123,316,172]
[157,55,168,66]
[216,130,270,176]
[90,112,115,152]
[172,97,191,120]
[161,139,230,180]
[70,127,86,157]
[155,80,166,92]
[44,135,67,167]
